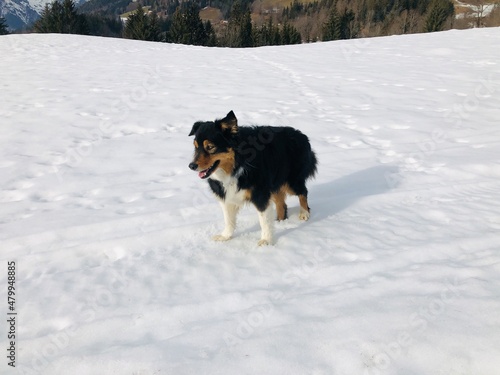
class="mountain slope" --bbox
[1,29,500,374]
[0,0,89,29]
[0,0,40,29]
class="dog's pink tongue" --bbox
[198,170,206,178]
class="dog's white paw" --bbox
[299,210,310,221]
[258,239,271,246]
[213,234,231,242]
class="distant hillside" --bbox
[0,0,40,29]
[3,0,498,34]
[78,0,131,16]
[0,0,89,30]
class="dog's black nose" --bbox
[189,162,198,171]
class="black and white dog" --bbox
[189,111,317,246]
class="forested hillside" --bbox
[22,0,500,46]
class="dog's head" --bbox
[188,111,238,179]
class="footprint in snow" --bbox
[324,136,340,144]
[116,195,140,204]
[31,192,68,203]
[144,190,175,200]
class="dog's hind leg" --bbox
[288,182,310,221]
[251,191,274,246]
[213,203,240,241]
[298,194,310,221]
[272,188,288,221]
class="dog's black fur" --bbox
[188,110,317,244]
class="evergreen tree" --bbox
[424,0,454,32]
[185,3,208,45]
[33,0,88,34]
[85,14,123,38]
[168,6,188,44]
[322,4,341,41]
[223,1,253,47]
[239,9,253,47]
[254,17,276,46]
[168,2,208,45]
[124,5,149,40]
[339,8,356,39]
[281,20,302,45]
[204,20,218,46]
[124,6,162,42]
[147,12,162,42]
[0,17,9,35]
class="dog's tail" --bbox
[306,148,318,180]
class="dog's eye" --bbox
[206,145,215,152]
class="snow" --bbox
[1,28,500,374]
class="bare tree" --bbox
[470,0,487,27]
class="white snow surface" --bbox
[1,29,500,374]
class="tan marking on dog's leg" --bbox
[272,189,288,221]
[243,189,252,201]
[298,194,310,221]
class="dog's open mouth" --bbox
[198,160,220,179]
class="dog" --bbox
[188,111,317,246]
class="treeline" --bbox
[28,0,458,46]
[33,0,124,37]
[29,0,302,46]
[278,0,456,41]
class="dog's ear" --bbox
[220,111,238,135]
[189,122,202,136]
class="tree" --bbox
[322,5,341,41]
[0,17,9,35]
[339,8,356,39]
[168,2,208,45]
[147,12,162,41]
[281,20,302,45]
[84,14,123,38]
[124,5,148,40]
[124,6,162,42]
[222,1,254,47]
[470,0,488,27]
[33,0,88,34]
[168,7,187,43]
[239,9,253,47]
[204,20,218,46]
[424,0,454,32]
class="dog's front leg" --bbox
[213,202,240,242]
[257,204,274,246]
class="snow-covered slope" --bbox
[1,29,500,374]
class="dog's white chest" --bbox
[224,179,247,205]
[212,168,247,206]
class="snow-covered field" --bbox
[1,28,500,374]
